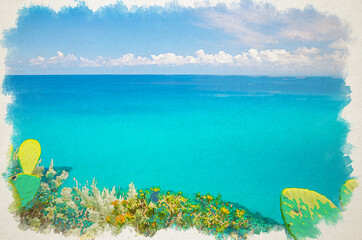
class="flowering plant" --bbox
[4,145,281,239]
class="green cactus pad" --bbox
[340,179,358,211]
[12,173,41,207]
[280,188,341,240]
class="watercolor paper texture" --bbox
[0,1,361,239]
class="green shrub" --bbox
[4,145,281,239]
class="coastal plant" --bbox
[280,188,342,240]
[6,140,42,208]
[107,188,280,239]
[4,143,91,236]
[339,179,358,211]
[71,179,125,237]
[4,142,281,239]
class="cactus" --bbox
[9,139,42,207]
[280,188,341,240]
[11,174,41,207]
[18,139,41,175]
[340,179,358,211]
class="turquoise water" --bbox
[3,75,352,223]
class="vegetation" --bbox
[280,178,359,240]
[280,188,342,240]
[5,140,360,240]
[3,143,281,239]
[339,179,358,211]
[106,187,274,239]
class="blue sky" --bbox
[3,1,348,75]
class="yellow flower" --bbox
[111,200,119,207]
[115,214,126,224]
[106,216,111,223]
[220,207,230,215]
[236,209,245,218]
[206,195,213,201]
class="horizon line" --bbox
[5,73,344,78]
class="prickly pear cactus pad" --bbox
[8,139,42,207]
[280,188,341,240]
[11,174,41,207]
[340,179,359,211]
[18,139,41,175]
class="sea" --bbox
[2,75,352,223]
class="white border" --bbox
[0,1,361,239]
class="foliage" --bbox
[339,179,358,211]
[18,139,41,175]
[108,188,253,238]
[4,146,281,239]
[280,188,342,240]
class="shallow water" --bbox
[3,75,352,223]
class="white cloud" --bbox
[294,47,320,55]
[28,56,46,65]
[26,47,344,75]
[214,51,234,64]
[278,10,348,42]
[79,54,152,67]
[198,8,279,46]
[119,0,239,11]
[195,50,234,64]
[329,38,348,49]
[151,53,197,65]
[49,51,77,64]
[198,3,347,47]
[111,54,152,66]
[29,51,77,66]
